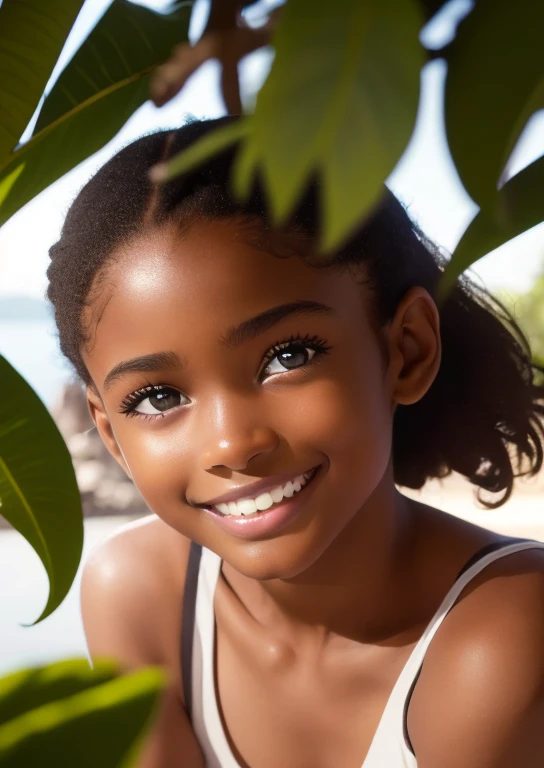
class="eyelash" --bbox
[258,333,331,380]
[119,382,172,419]
[118,333,332,420]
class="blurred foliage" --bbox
[499,257,544,365]
[154,0,544,280]
[1,0,543,765]
[0,659,164,768]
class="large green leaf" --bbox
[236,0,424,251]
[0,0,191,228]
[159,0,424,252]
[438,156,544,300]
[445,0,544,208]
[0,0,84,162]
[0,74,149,227]
[34,0,193,134]
[0,356,82,624]
[0,660,165,768]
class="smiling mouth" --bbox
[205,466,321,518]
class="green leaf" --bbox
[151,118,250,182]
[0,356,83,624]
[445,0,544,208]
[438,156,544,300]
[0,663,165,768]
[0,0,191,228]
[0,0,84,161]
[34,0,193,134]
[240,0,424,251]
[0,74,148,226]
[0,659,119,725]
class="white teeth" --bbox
[270,486,284,504]
[213,469,316,517]
[255,492,274,511]
[283,481,294,498]
[237,498,257,516]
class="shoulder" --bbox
[408,544,544,768]
[81,514,192,687]
[81,516,206,767]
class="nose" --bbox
[197,394,280,471]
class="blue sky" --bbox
[0,0,543,298]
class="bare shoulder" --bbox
[81,513,191,684]
[81,515,205,766]
[408,545,544,767]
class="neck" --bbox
[222,468,418,649]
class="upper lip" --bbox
[195,466,319,508]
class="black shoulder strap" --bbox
[403,536,532,755]
[180,540,203,721]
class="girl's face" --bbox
[84,218,432,580]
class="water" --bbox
[0,319,74,409]
[0,516,138,676]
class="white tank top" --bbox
[181,538,544,767]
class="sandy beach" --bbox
[403,470,544,542]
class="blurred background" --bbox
[1,0,544,676]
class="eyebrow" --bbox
[219,300,335,349]
[103,350,182,392]
[103,300,335,391]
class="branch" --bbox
[149,0,448,114]
[149,0,281,114]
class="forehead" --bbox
[82,219,370,371]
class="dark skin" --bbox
[82,218,544,767]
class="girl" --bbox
[47,117,544,768]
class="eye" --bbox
[260,334,331,379]
[119,385,187,419]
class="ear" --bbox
[86,385,133,479]
[385,286,441,407]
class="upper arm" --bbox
[80,522,204,768]
[409,550,544,768]
[80,525,160,669]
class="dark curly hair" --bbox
[46,116,544,508]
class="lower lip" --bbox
[201,466,322,541]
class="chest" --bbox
[214,609,418,768]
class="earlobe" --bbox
[85,386,132,479]
[388,287,441,407]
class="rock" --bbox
[66,432,96,461]
[51,379,149,519]
[76,460,106,494]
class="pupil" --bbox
[280,345,307,369]
[149,390,179,411]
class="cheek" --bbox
[291,346,392,453]
[291,350,394,519]
[115,425,192,522]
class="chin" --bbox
[223,532,339,582]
